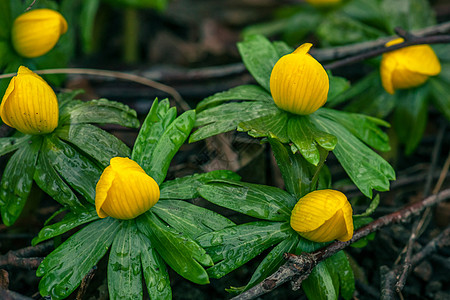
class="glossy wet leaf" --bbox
[237,34,280,92]
[32,207,98,245]
[159,170,241,200]
[140,234,172,300]
[0,136,41,226]
[137,212,211,285]
[132,98,176,166]
[393,86,429,155]
[43,136,102,203]
[429,77,450,121]
[0,135,30,157]
[317,108,391,152]
[328,251,355,300]
[229,234,299,293]
[152,200,235,239]
[56,124,131,167]
[197,222,293,278]
[144,109,196,185]
[312,115,395,198]
[34,151,85,213]
[37,218,121,299]
[57,90,84,116]
[190,101,276,142]
[59,98,139,128]
[238,108,290,143]
[108,220,143,300]
[198,180,294,221]
[196,85,272,112]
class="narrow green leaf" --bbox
[144,110,196,185]
[191,101,277,142]
[312,116,395,198]
[137,212,211,285]
[160,170,241,200]
[43,136,102,203]
[198,180,294,221]
[0,135,30,157]
[132,98,176,165]
[55,124,131,167]
[108,220,143,300]
[288,117,320,166]
[60,98,139,128]
[32,207,99,245]
[317,108,391,152]
[139,234,172,300]
[393,86,429,155]
[328,251,355,300]
[80,0,100,53]
[237,35,280,92]
[57,90,84,116]
[196,85,272,112]
[34,151,85,213]
[354,195,380,217]
[0,136,41,226]
[238,108,290,143]
[152,200,235,239]
[429,77,450,121]
[37,218,121,299]
[197,222,293,278]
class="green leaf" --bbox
[152,200,235,239]
[80,0,100,53]
[60,98,139,128]
[139,234,172,300]
[144,109,196,185]
[43,136,102,203]
[196,85,273,112]
[198,180,294,221]
[238,108,290,143]
[237,35,280,92]
[393,86,429,155]
[55,124,131,167]
[351,217,375,248]
[197,222,293,278]
[328,251,355,300]
[34,151,85,213]
[108,220,143,300]
[229,234,299,293]
[0,135,31,157]
[137,212,211,285]
[0,136,42,226]
[269,138,312,200]
[327,72,350,103]
[32,207,99,245]
[312,115,395,198]
[381,0,435,33]
[354,195,380,218]
[429,77,450,121]
[317,108,391,152]
[37,218,121,299]
[0,0,11,40]
[190,101,277,142]
[160,170,241,200]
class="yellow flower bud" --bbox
[306,0,341,6]
[95,157,160,220]
[380,38,441,94]
[270,43,329,115]
[12,8,68,58]
[290,189,353,243]
[0,66,59,135]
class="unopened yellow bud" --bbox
[12,8,68,58]
[0,66,59,135]
[270,43,329,115]
[380,38,441,94]
[290,189,353,243]
[95,157,160,220]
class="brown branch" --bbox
[232,189,450,300]
[0,241,53,270]
[76,266,97,300]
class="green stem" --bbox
[123,8,139,64]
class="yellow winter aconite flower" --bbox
[306,0,341,6]
[290,189,353,243]
[0,66,59,135]
[380,38,441,94]
[12,8,68,58]
[270,43,329,115]
[95,157,160,220]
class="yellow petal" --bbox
[95,157,160,220]
[290,189,353,243]
[0,66,59,134]
[270,43,329,115]
[12,9,68,58]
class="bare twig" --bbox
[232,189,450,300]
[0,241,53,270]
[25,0,37,11]
[0,289,33,300]
[76,266,97,300]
